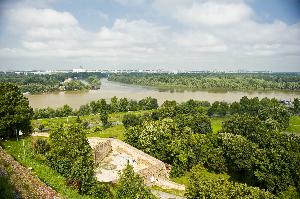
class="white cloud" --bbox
[113,0,146,6]
[175,32,228,52]
[7,7,78,28]
[175,1,252,26]
[0,1,300,71]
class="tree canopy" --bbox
[0,83,33,138]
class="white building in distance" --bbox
[73,68,87,73]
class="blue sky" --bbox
[0,0,300,71]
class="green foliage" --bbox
[231,97,290,130]
[0,72,107,94]
[208,101,229,117]
[87,76,101,90]
[47,123,95,194]
[109,72,300,91]
[287,115,300,134]
[63,79,89,91]
[158,100,178,118]
[190,134,227,173]
[138,97,158,110]
[221,115,300,194]
[0,175,14,199]
[293,98,300,115]
[78,104,91,116]
[32,138,50,155]
[175,113,212,134]
[122,114,142,128]
[100,112,110,127]
[186,165,275,199]
[55,104,74,117]
[115,164,155,199]
[38,123,45,131]
[3,137,93,199]
[0,83,33,138]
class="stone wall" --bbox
[91,139,112,165]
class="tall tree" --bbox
[0,83,33,138]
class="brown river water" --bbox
[26,78,300,109]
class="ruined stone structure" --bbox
[88,138,112,165]
[88,137,185,191]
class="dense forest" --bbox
[123,97,300,198]
[0,72,106,94]
[108,72,300,91]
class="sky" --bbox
[0,0,300,72]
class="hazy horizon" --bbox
[0,0,300,72]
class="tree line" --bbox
[0,72,106,94]
[108,72,300,91]
[33,96,158,119]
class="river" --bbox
[26,78,300,109]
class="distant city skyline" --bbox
[0,0,300,72]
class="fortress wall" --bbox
[92,139,112,165]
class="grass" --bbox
[32,110,150,129]
[286,115,300,134]
[151,185,185,197]
[87,125,125,140]
[3,137,92,199]
[211,117,226,133]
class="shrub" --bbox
[122,114,141,128]
[186,165,275,199]
[115,164,155,199]
[32,138,50,155]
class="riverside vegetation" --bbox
[109,72,300,91]
[0,72,104,94]
[1,82,300,198]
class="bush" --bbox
[32,138,50,155]
[122,114,141,128]
[115,164,155,199]
[186,165,275,199]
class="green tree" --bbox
[110,96,119,112]
[47,124,94,194]
[115,164,155,199]
[55,104,73,117]
[100,112,110,127]
[138,97,158,110]
[78,104,91,116]
[158,100,178,118]
[175,113,212,134]
[122,114,142,128]
[293,98,300,115]
[87,76,101,89]
[119,98,129,112]
[186,165,275,199]
[0,83,33,138]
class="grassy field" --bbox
[32,110,151,141]
[286,115,300,134]
[211,117,226,133]
[87,125,125,140]
[2,137,92,199]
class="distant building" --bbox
[73,68,86,73]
